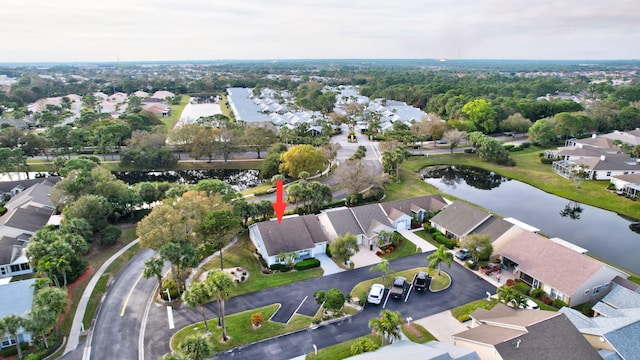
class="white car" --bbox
[523,298,540,310]
[367,283,386,304]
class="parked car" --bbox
[455,248,471,260]
[367,283,386,305]
[389,276,408,299]
[413,272,431,291]
[522,298,540,310]
[479,262,501,275]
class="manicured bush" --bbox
[257,253,268,268]
[434,234,455,249]
[540,295,554,305]
[466,261,478,270]
[504,144,515,151]
[540,157,554,164]
[0,342,29,357]
[457,314,471,322]
[0,206,6,216]
[553,299,568,309]
[521,142,531,148]
[250,312,264,327]
[509,146,524,152]
[531,288,545,298]
[505,279,517,287]
[464,148,475,154]
[160,277,180,301]
[515,282,531,295]
[269,263,291,272]
[295,258,321,270]
[325,245,332,258]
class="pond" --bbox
[0,169,264,191]
[421,165,640,274]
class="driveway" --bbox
[316,253,344,276]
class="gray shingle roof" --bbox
[323,208,363,236]
[469,216,514,242]
[227,88,271,123]
[380,194,447,217]
[604,321,640,360]
[350,204,392,237]
[254,215,327,256]
[3,205,55,232]
[430,201,491,238]
[0,177,60,195]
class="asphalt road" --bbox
[139,251,495,360]
[88,248,158,360]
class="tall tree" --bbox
[442,129,468,155]
[501,113,532,137]
[462,99,497,134]
[279,144,326,179]
[368,310,402,346]
[242,126,277,159]
[369,260,394,286]
[207,270,235,341]
[159,241,199,294]
[335,159,383,197]
[198,210,242,270]
[426,245,453,275]
[0,315,25,359]
[183,281,213,335]
[329,233,359,265]
[143,256,165,288]
[460,234,493,263]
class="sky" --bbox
[1,0,638,62]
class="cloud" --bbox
[0,0,638,61]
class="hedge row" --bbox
[0,343,29,357]
[295,258,321,270]
[434,234,455,249]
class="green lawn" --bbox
[402,322,437,343]
[306,335,381,360]
[171,304,312,353]
[195,232,323,298]
[382,237,419,261]
[412,230,440,248]
[393,149,640,220]
[161,95,191,129]
[450,298,499,323]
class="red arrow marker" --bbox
[272,179,287,224]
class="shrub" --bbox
[540,157,554,164]
[515,282,531,295]
[160,277,180,301]
[257,254,268,268]
[531,288,545,299]
[522,142,531,148]
[553,299,568,309]
[0,207,6,216]
[325,245,332,258]
[0,343,29,357]
[295,258,321,270]
[350,337,379,355]
[540,295,554,305]
[434,234,455,249]
[457,314,471,322]
[422,222,432,231]
[464,148,475,154]
[505,279,517,287]
[269,263,291,272]
[99,225,122,245]
[466,261,478,270]
[250,312,264,327]
[504,144,515,151]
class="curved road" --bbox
[79,249,494,360]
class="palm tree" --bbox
[26,307,56,349]
[207,270,236,341]
[1,314,25,359]
[498,286,527,309]
[368,310,402,346]
[426,245,453,275]
[143,256,164,288]
[183,281,213,335]
[198,210,242,271]
[32,287,68,335]
[177,335,213,360]
[369,260,394,286]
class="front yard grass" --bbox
[171,304,312,353]
[382,238,419,261]
[450,298,499,323]
[196,232,323,298]
[402,322,437,343]
[412,229,440,248]
[306,335,381,360]
[161,95,190,129]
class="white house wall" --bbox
[248,225,271,266]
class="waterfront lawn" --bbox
[197,232,323,298]
[391,149,640,220]
[171,304,312,352]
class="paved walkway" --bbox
[64,238,140,355]
[315,253,344,276]
[398,229,437,253]
[414,310,471,345]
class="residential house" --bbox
[142,103,170,117]
[498,231,628,306]
[0,278,36,349]
[429,201,492,240]
[609,173,640,199]
[318,204,394,248]
[248,215,328,267]
[379,195,448,230]
[452,303,601,360]
[151,90,175,100]
[0,180,56,278]
[551,154,640,180]
[560,284,640,359]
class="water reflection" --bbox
[112,169,263,191]
[559,202,584,220]
[421,165,508,190]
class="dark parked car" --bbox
[413,272,431,291]
[455,248,471,260]
[389,276,408,299]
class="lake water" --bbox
[0,169,263,191]
[421,165,640,274]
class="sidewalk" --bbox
[397,229,437,252]
[63,239,140,355]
